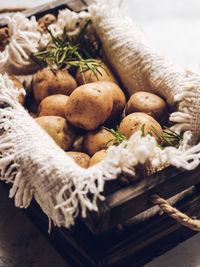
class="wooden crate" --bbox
[2,0,200,266]
[25,166,200,266]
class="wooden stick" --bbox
[0,8,27,14]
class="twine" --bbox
[151,194,200,231]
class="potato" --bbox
[38,94,69,118]
[37,14,57,34]
[119,112,163,143]
[126,92,168,124]
[0,27,10,52]
[98,82,126,123]
[83,127,115,156]
[35,116,76,150]
[75,61,118,85]
[89,149,107,167]
[65,82,113,130]
[33,69,77,103]
[66,151,90,168]
[8,75,25,105]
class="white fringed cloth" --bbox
[0,3,200,229]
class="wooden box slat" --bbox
[26,185,200,266]
[0,0,89,26]
[84,165,200,234]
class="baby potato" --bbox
[35,116,76,150]
[37,14,57,34]
[98,82,126,123]
[65,82,113,131]
[119,112,163,144]
[83,127,115,156]
[66,151,90,168]
[8,75,25,105]
[0,27,10,52]
[38,94,69,118]
[126,92,168,125]
[33,69,77,103]
[75,61,118,85]
[89,149,107,167]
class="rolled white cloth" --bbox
[89,3,200,144]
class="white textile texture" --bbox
[89,3,200,144]
[0,3,200,228]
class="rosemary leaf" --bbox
[151,125,183,148]
[103,126,129,147]
[33,20,103,83]
[141,124,145,137]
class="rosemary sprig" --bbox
[151,125,183,148]
[33,20,103,83]
[103,126,129,148]
[141,124,145,137]
[103,124,182,150]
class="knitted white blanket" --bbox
[0,3,200,228]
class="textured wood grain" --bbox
[23,0,87,17]
[0,0,90,26]
[0,8,27,13]
[85,165,200,234]
[27,186,200,266]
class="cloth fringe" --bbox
[89,3,200,145]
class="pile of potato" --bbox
[2,13,168,171]
[11,58,169,170]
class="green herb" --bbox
[151,125,183,148]
[103,126,129,148]
[140,124,153,138]
[33,20,104,83]
[141,124,145,137]
[148,130,153,136]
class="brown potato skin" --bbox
[33,69,77,103]
[126,92,168,125]
[66,151,90,168]
[37,14,57,34]
[98,82,126,123]
[38,94,69,118]
[75,61,118,85]
[0,27,10,52]
[8,75,25,105]
[83,128,115,156]
[119,112,163,143]
[65,83,113,131]
[35,116,76,150]
[89,149,107,167]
